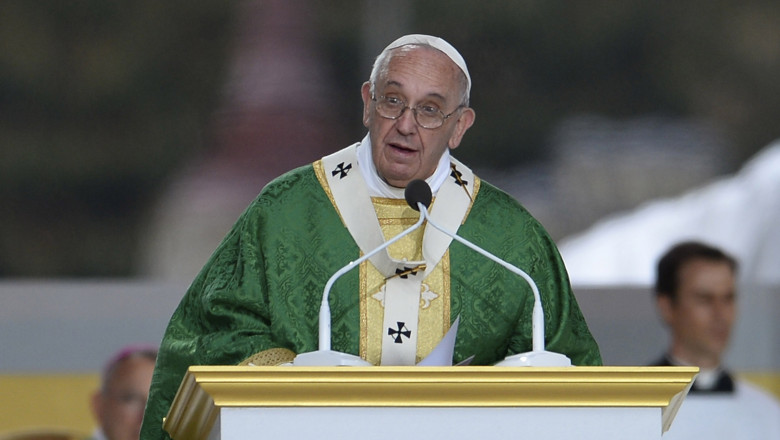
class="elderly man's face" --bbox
[91,356,155,440]
[361,46,475,188]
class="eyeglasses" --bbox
[372,95,464,129]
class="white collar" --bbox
[356,135,450,198]
[668,354,724,389]
[695,367,723,389]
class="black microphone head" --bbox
[405,179,432,211]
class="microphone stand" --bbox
[292,210,426,366]
[414,201,571,367]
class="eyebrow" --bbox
[382,80,448,103]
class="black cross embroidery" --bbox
[388,322,411,343]
[450,166,468,187]
[332,162,352,179]
[395,266,421,279]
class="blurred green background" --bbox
[2,0,779,277]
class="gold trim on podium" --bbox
[164,366,697,440]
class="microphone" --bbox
[405,178,432,211]
[292,184,429,366]
[405,180,571,367]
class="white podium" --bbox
[163,366,697,440]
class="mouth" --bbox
[388,142,418,156]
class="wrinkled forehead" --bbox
[374,47,467,106]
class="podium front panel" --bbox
[218,406,660,440]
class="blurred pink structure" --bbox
[141,0,346,280]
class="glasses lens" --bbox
[376,97,404,119]
[415,110,443,129]
[374,96,446,129]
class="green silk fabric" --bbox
[140,163,601,440]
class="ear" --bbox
[447,107,476,150]
[360,82,372,128]
[656,294,675,326]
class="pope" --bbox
[140,34,602,440]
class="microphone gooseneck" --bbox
[304,184,427,363]
[405,179,432,211]
[407,180,570,366]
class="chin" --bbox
[383,175,414,188]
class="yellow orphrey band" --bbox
[313,160,345,224]
[360,197,451,365]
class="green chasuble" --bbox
[140,156,601,440]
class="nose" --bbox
[395,106,418,135]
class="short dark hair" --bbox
[654,241,738,300]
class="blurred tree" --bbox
[413,0,780,167]
[0,1,234,275]
[1,0,778,276]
